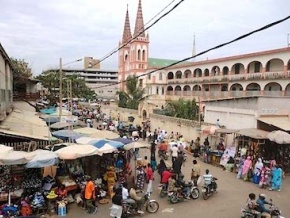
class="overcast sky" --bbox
[0,0,289,75]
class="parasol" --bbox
[267,130,290,144]
[55,144,102,160]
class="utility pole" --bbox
[59,58,63,119]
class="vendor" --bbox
[56,184,67,200]
[104,166,117,198]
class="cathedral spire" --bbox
[134,0,145,37]
[122,4,132,44]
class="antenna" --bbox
[192,33,196,61]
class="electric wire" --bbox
[88,0,184,69]
[94,14,290,89]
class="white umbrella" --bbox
[76,137,101,145]
[74,127,100,136]
[0,151,35,165]
[55,144,102,160]
[25,149,59,168]
[90,131,119,139]
[267,130,290,144]
[124,142,150,150]
[0,145,13,157]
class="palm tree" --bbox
[118,75,145,109]
[165,98,199,120]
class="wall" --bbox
[102,105,210,142]
[257,97,290,117]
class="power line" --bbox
[89,0,184,68]
[94,14,290,89]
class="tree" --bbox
[165,98,199,120]
[118,75,145,109]
[36,70,95,105]
[10,58,33,91]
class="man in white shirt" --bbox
[122,182,135,204]
[203,169,217,191]
[171,145,179,163]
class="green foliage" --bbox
[36,70,95,105]
[10,58,32,83]
[117,75,145,110]
[165,98,199,120]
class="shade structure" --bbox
[74,127,100,136]
[202,125,220,135]
[0,144,13,157]
[76,137,101,145]
[40,108,56,115]
[111,138,133,145]
[50,122,72,130]
[88,139,123,153]
[123,142,150,150]
[90,130,119,139]
[0,151,35,165]
[267,130,290,144]
[43,116,60,124]
[25,149,59,168]
[55,144,102,160]
[52,130,82,141]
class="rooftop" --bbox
[148,58,188,68]
[0,43,12,67]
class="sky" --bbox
[0,0,290,75]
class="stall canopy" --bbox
[237,128,270,139]
[88,139,123,153]
[55,144,102,160]
[76,137,101,145]
[258,117,290,131]
[202,126,220,135]
[0,144,13,156]
[0,151,35,165]
[52,130,82,140]
[267,130,290,144]
[50,122,72,130]
[25,149,59,168]
[111,138,133,145]
[43,116,60,124]
[215,129,239,134]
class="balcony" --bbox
[166,71,289,84]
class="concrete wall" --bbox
[257,97,290,117]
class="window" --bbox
[159,73,162,80]
[161,87,164,95]
[148,74,151,80]
[156,87,159,94]
[266,62,271,72]
[235,64,240,74]
[139,79,143,87]
[142,50,145,61]
[137,50,141,60]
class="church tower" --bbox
[118,0,149,90]
[118,5,132,90]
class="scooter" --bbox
[202,177,218,200]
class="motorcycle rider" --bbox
[158,140,167,157]
[245,193,261,218]
[167,174,177,192]
[256,194,271,218]
[122,182,135,205]
[203,169,217,191]
[175,174,190,199]
[129,185,144,214]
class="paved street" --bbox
[57,146,289,218]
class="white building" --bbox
[0,43,13,121]
[204,96,290,131]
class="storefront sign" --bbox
[261,108,278,115]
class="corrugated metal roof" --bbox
[258,117,290,131]
[0,108,51,141]
[237,128,270,139]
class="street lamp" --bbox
[59,58,82,118]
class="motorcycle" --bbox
[121,192,159,217]
[240,199,284,218]
[159,183,168,198]
[202,177,218,200]
[168,181,199,203]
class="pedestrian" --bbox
[171,144,179,163]
[191,160,201,186]
[173,154,183,179]
[125,170,135,191]
[110,187,122,218]
[242,156,252,181]
[146,163,154,195]
[269,165,282,191]
[237,155,245,179]
[84,176,97,214]
[136,166,146,190]
[157,159,167,183]
[150,155,157,172]
[253,158,263,184]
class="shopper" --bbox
[85,176,97,214]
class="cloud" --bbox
[0,0,289,74]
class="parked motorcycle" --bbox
[240,199,284,218]
[159,183,168,198]
[121,192,159,217]
[202,177,218,200]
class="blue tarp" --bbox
[111,138,133,145]
[52,130,82,141]
[89,139,124,149]
[40,107,56,115]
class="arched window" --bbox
[161,87,164,95]
[156,87,159,95]
[137,50,141,60]
[142,50,146,61]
